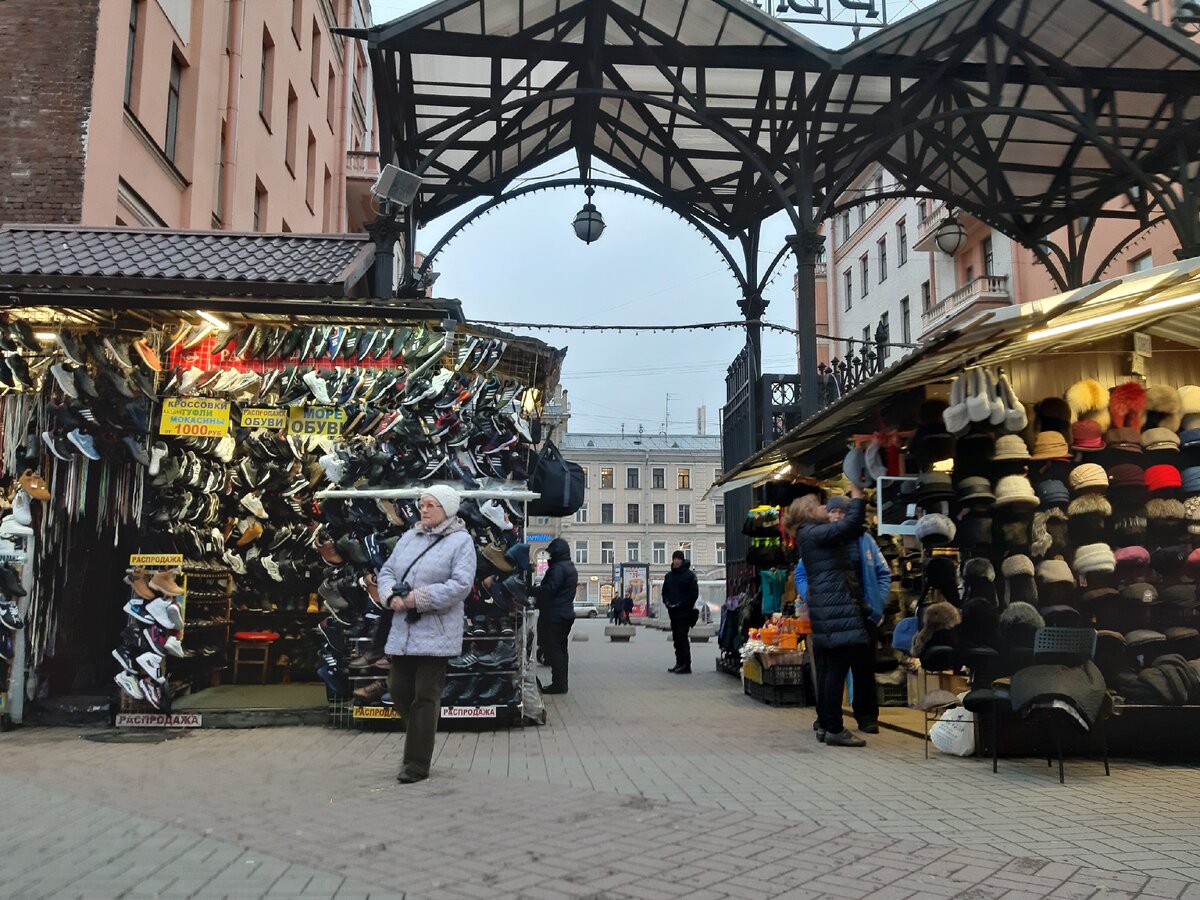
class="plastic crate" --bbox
[762,664,805,686]
[877,681,908,707]
[744,678,807,707]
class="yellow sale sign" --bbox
[159,398,231,438]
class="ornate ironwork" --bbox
[741,0,889,28]
[817,342,883,406]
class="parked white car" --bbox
[573,602,600,618]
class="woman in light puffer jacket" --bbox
[377,485,476,784]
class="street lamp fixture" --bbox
[572,186,605,244]
[934,212,967,256]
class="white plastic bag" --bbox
[929,706,975,756]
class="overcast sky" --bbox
[369,0,929,435]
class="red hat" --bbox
[1145,464,1182,493]
[1070,420,1105,451]
[1187,547,1200,577]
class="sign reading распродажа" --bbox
[159,398,231,438]
[241,407,287,430]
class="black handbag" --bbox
[527,440,585,517]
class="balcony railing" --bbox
[921,275,1011,331]
[346,150,379,179]
[913,202,949,252]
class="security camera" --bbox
[371,164,423,208]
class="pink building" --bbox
[0,0,380,234]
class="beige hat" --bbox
[1068,463,1108,493]
[1030,431,1071,461]
[993,434,1031,461]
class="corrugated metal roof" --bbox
[561,433,721,453]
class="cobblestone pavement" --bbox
[1,620,1199,899]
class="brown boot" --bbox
[149,568,185,596]
[127,569,155,600]
[353,679,387,704]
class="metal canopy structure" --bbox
[348,0,1200,422]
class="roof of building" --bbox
[561,433,721,453]
[0,224,376,297]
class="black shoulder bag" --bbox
[395,534,447,623]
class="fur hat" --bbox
[962,557,997,604]
[966,369,992,424]
[1109,381,1147,430]
[1068,492,1111,546]
[944,372,971,434]
[996,371,1027,433]
[1037,558,1076,608]
[912,601,961,657]
[1178,385,1200,430]
[922,555,961,605]
[1145,385,1183,433]
[1036,397,1073,439]
[999,601,1045,650]
[1002,554,1038,605]
[1066,379,1111,431]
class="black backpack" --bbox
[527,440,585,517]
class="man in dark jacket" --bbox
[662,550,699,674]
[791,484,874,747]
[536,538,578,694]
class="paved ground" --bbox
[2,619,1199,899]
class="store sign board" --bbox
[287,405,346,437]
[242,408,287,430]
[159,398,231,438]
[116,713,202,728]
[525,534,553,542]
[129,554,184,567]
[441,705,497,719]
[353,706,400,719]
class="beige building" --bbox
[546,433,726,610]
[1,0,380,234]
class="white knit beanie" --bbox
[421,485,462,518]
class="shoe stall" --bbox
[713,256,1200,758]
[0,227,565,728]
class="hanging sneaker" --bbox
[123,598,155,624]
[182,322,215,350]
[112,646,138,673]
[0,516,33,539]
[140,677,166,710]
[240,492,268,518]
[114,671,145,701]
[11,491,32,527]
[0,601,23,631]
[103,336,135,370]
[123,436,152,467]
[163,323,191,353]
[148,442,168,476]
[146,597,185,630]
[480,499,513,531]
[65,429,100,461]
[50,363,79,398]
[302,370,332,404]
[55,332,86,365]
[136,649,166,683]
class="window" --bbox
[574,541,589,565]
[677,468,691,490]
[839,211,851,244]
[877,236,887,282]
[601,541,615,565]
[678,504,691,525]
[1130,251,1153,272]
[164,55,183,162]
[125,0,140,109]
[601,503,614,524]
[982,236,994,276]
[580,466,589,484]
[857,204,866,227]
[652,467,665,490]
[305,130,317,210]
[627,504,640,524]
[253,180,267,231]
[715,542,726,565]
[626,541,640,563]
[574,502,588,524]
[920,280,931,313]
[678,541,692,560]
[310,19,322,92]
[917,199,928,222]
[862,326,870,349]
[843,269,852,310]
[900,297,911,344]
[326,64,336,131]
[714,503,724,525]
[284,84,299,174]
[600,467,614,489]
[535,517,550,526]
[860,255,870,297]
[281,219,291,233]
[873,173,884,207]
[879,313,889,363]
[965,265,975,285]
[653,541,668,565]
[291,0,304,42]
[214,122,226,224]
[259,28,275,127]
[897,219,908,266]
[322,166,333,230]
[652,504,665,524]
[626,467,639,490]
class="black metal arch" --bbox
[414,177,751,298]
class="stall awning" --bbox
[715,254,1200,487]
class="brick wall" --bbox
[0,0,100,224]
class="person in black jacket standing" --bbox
[787,484,873,747]
[662,550,699,674]
[536,538,578,694]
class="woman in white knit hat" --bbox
[377,485,476,783]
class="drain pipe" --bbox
[220,0,245,228]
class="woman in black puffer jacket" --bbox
[787,484,876,747]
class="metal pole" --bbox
[792,229,824,420]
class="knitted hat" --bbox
[1109,463,1148,494]
[1144,385,1183,433]
[1074,542,1116,576]
[1109,381,1147,430]
[962,557,996,604]
[953,432,996,477]
[1067,493,1111,546]
[843,446,871,489]
[993,434,1031,462]
[421,485,462,518]
[993,475,1038,508]
[1070,420,1106,452]
[1035,397,1073,440]
[1150,544,1188,577]
[943,372,971,435]
[1034,479,1070,509]
[1031,431,1071,461]
[826,495,851,512]
[955,476,995,505]
[1068,463,1108,494]
[1066,379,1110,430]
[1145,464,1182,493]
[1182,467,1200,495]
[915,513,956,547]
[1141,427,1180,453]
[1002,554,1037,605]
[956,513,993,550]
[1114,545,1150,571]
[1104,427,1144,454]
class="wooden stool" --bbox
[232,641,272,684]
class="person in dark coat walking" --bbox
[787,485,876,747]
[662,550,699,674]
[536,538,578,694]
